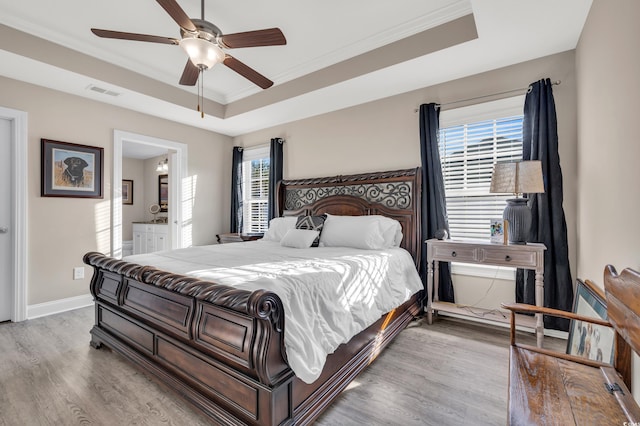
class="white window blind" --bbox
[439,96,524,241]
[242,146,270,233]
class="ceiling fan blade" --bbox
[91,28,179,45]
[156,0,197,33]
[223,55,273,89]
[219,28,286,49]
[179,60,199,86]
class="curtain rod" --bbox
[235,139,285,151]
[414,80,561,112]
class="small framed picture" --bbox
[490,218,505,244]
[566,279,614,364]
[122,180,133,205]
[41,139,103,198]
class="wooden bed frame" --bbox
[84,168,423,425]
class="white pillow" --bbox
[262,216,297,242]
[280,229,320,249]
[319,215,384,249]
[320,214,403,249]
[377,216,403,247]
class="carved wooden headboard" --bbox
[277,168,422,267]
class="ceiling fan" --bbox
[91,0,286,115]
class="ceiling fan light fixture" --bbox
[179,36,224,69]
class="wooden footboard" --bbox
[84,251,421,425]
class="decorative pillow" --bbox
[319,214,385,249]
[295,215,326,247]
[280,229,320,249]
[262,216,297,242]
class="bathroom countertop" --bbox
[132,220,168,224]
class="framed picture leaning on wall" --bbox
[41,139,103,198]
[566,278,615,364]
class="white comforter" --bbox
[125,240,423,384]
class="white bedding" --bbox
[125,240,423,384]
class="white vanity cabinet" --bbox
[132,223,168,254]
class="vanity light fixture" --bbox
[156,157,169,173]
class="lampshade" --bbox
[489,161,545,196]
[179,37,225,70]
[489,161,544,244]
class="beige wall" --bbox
[576,0,640,398]
[11,0,636,326]
[3,49,580,313]
[576,0,640,282]
[121,157,145,240]
[0,76,232,306]
[235,51,578,311]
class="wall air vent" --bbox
[86,84,121,97]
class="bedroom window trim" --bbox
[439,95,524,279]
[242,146,270,234]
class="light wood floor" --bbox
[0,307,563,425]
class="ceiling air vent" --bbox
[86,84,121,97]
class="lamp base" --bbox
[503,198,531,244]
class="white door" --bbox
[0,118,12,322]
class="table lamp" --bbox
[489,161,545,244]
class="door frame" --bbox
[112,130,188,258]
[0,106,28,322]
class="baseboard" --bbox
[438,311,568,340]
[27,294,94,319]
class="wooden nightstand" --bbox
[216,233,262,244]
[425,238,546,347]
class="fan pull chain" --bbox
[196,68,201,113]
[196,67,205,118]
[200,68,204,118]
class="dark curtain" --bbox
[230,147,243,233]
[268,138,284,221]
[516,78,573,331]
[419,103,454,303]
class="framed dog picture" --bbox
[41,139,103,198]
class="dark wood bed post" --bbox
[85,167,423,425]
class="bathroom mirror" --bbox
[158,174,168,212]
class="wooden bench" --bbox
[502,265,640,425]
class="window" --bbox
[439,96,525,241]
[242,146,270,233]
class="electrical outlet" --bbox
[73,267,85,280]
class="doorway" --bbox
[0,106,27,322]
[112,130,188,258]
[0,117,11,321]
